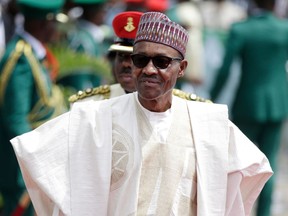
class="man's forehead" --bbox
[133,41,180,56]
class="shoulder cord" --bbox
[23,41,54,107]
[23,41,65,127]
[0,40,54,106]
[0,40,65,128]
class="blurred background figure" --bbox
[166,0,205,95]
[210,0,288,216]
[53,0,112,95]
[66,0,111,57]
[0,0,67,214]
[197,0,247,102]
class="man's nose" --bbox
[142,59,158,75]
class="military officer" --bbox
[0,0,66,214]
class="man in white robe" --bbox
[10,11,272,216]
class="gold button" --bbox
[77,90,84,96]
[190,93,197,100]
[85,88,93,94]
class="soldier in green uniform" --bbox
[69,11,211,103]
[0,0,66,214]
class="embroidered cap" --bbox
[134,12,189,58]
[108,11,143,53]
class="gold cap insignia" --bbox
[124,17,136,32]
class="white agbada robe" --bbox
[11,92,272,216]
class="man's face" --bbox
[113,51,135,93]
[132,41,187,101]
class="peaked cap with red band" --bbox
[108,11,143,53]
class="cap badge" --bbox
[124,17,136,32]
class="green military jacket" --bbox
[210,12,288,122]
[0,35,65,188]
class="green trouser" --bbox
[234,119,283,216]
[1,188,34,216]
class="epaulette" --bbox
[172,89,212,103]
[68,85,111,103]
[0,40,56,107]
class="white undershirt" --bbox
[136,95,173,143]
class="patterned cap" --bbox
[109,11,143,53]
[134,12,189,58]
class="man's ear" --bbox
[178,59,188,77]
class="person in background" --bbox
[0,0,66,215]
[67,0,111,58]
[210,0,288,215]
[54,0,113,93]
[10,11,272,215]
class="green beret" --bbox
[72,0,106,5]
[17,0,64,19]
